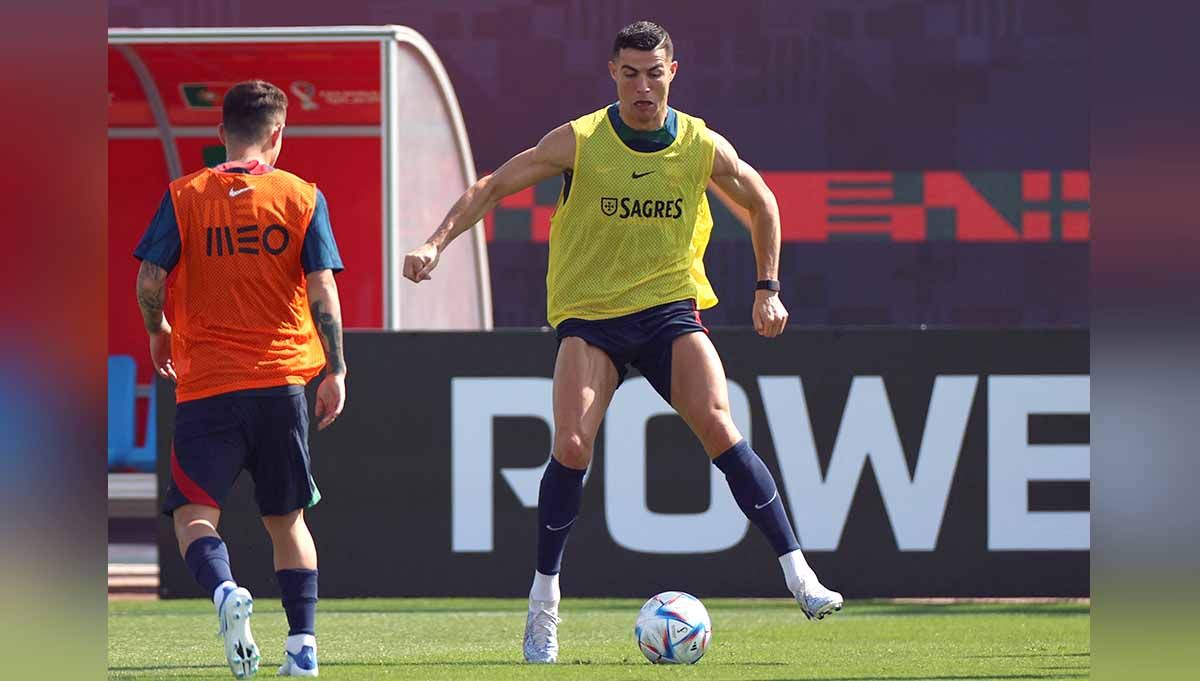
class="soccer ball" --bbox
[634,591,712,664]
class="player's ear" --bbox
[608,60,618,82]
[267,122,284,149]
[265,122,284,164]
[217,123,226,146]
[669,61,678,78]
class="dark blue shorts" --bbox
[555,299,708,404]
[162,387,320,518]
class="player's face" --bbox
[609,47,677,129]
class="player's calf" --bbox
[274,569,319,676]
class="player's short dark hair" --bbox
[222,80,288,144]
[612,21,673,60]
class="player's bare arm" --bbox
[135,259,177,381]
[307,270,345,376]
[136,259,169,332]
[708,129,788,338]
[307,268,346,430]
[403,123,576,283]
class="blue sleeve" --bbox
[301,189,345,274]
[133,191,181,272]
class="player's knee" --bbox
[554,431,594,469]
[695,408,740,452]
[262,509,305,537]
[173,506,220,549]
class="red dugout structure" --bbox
[108,25,493,386]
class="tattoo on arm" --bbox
[136,261,168,332]
[310,298,346,375]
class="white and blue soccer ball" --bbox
[634,591,712,664]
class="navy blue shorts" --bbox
[555,299,708,404]
[163,387,320,518]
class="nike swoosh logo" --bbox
[229,186,253,197]
[753,490,778,510]
[631,170,655,179]
[545,518,576,532]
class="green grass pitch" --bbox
[108,598,1089,680]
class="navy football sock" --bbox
[712,440,801,557]
[183,536,234,595]
[277,569,319,636]
[536,457,587,576]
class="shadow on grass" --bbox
[746,675,1088,681]
[108,664,222,672]
[115,607,1091,618]
[319,660,791,667]
[110,659,792,671]
[112,607,527,617]
[112,600,1091,618]
[959,652,1089,658]
[848,607,1089,618]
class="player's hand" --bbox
[148,321,177,382]
[314,372,346,430]
[752,290,788,338]
[403,242,440,283]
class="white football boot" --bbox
[217,585,260,678]
[277,645,318,677]
[795,579,844,621]
[522,599,561,663]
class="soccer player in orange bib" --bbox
[134,80,345,678]
[404,22,842,664]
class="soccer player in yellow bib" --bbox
[404,21,843,663]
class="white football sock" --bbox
[529,571,560,603]
[779,549,818,594]
[286,633,316,655]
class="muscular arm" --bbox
[424,123,574,252]
[306,269,345,376]
[404,124,575,283]
[707,129,781,282]
[708,128,788,337]
[135,260,170,333]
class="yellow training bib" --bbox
[546,106,717,328]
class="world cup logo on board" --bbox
[290,81,320,111]
[600,197,618,216]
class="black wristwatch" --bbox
[755,279,781,292]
